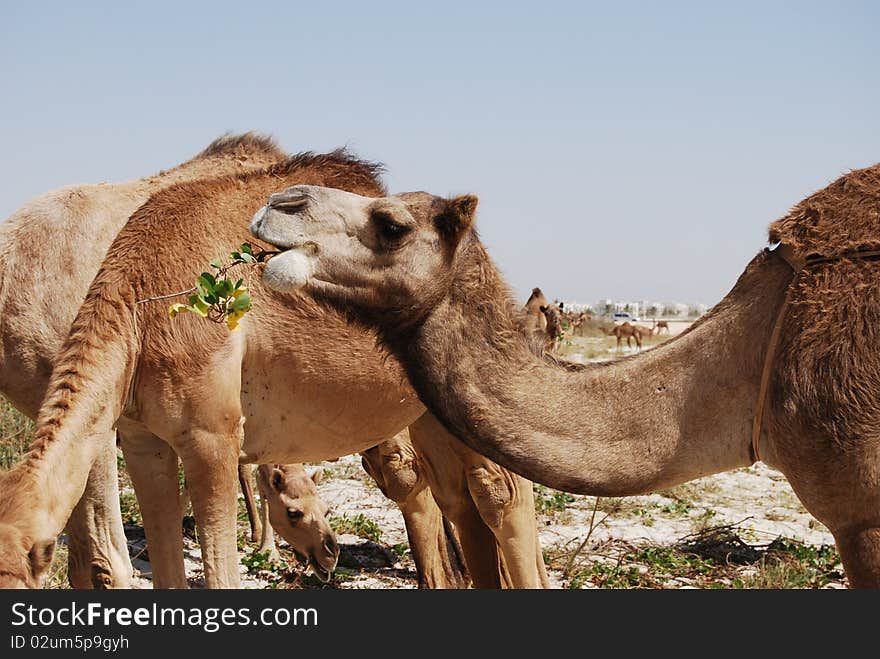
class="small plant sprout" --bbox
[166,243,276,331]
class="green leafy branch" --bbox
[136,243,278,332]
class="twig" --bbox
[134,288,197,305]
[563,496,611,578]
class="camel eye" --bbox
[374,212,411,244]
[287,509,304,524]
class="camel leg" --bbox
[361,438,469,588]
[466,463,548,588]
[176,426,242,588]
[238,464,262,543]
[409,413,525,589]
[255,490,281,562]
[832,526,880,588]
[65,432,133,588]
[119,429,187,589]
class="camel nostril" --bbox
[267,194,310,215]
[324,537,339,557]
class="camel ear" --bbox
[270,468,285,493]
[29,539,56,581]
[311,469,324,486]
[437,194,478,244]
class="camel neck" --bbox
[387,242,791,495]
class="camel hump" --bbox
[768,163,880,258]
[194,132,284,160]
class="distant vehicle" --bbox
[612,312,639,323]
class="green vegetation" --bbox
[549,527,843,589]
[329,513,383,543]
[533,484,576,515]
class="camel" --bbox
[630,324,654,348]
[0,134,462,589]
[249,168,880,588]
[523,288,562,354]
[0,148,546,589]
[600,322,641,351]
[652,320,670,335]
[540,304,564,354]
[567,312,589,336]
[252,464,338,580]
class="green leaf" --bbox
[234,279,243,290]
[240,243,253,255]
[209,259,222,269]
[240,253,256,264]
[230,251,242,262]
[198,272,216,289]
[189,299,210,317]
[214,279,234,298]
[188,294,201,307]
[230,292,252,312]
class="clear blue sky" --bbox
[2,1,878,306]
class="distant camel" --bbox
[601,322,641,351]
[567,312,589,336]
[631,324,654,348]
[540,303,564,354]
[652,320,670,334]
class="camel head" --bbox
[0,523,55,588]
[540,304,563,340]
[250,185,478,320]
[255,464,338,582]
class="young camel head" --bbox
[250,185,478,324]
[0,523,55,589]
[255,464,338,582]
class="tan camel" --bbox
[0,134,463,589]
[652,320,670,335]
[600,322,641,351]
[567,312,589,336]
[0,133,285,588]
[0,149,546,589]
[631,324,654,348]
[250,169,880,588]
[253,464,338,580]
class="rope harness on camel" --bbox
[750,244,880,464]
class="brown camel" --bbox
[0,134,461,589]
[523,288,562,354]
[250,168,880,588]
[567,312,589,336]
[631,324,654,348]
[652,320,670,334]
[0,149,546,589]
[600,322,641,351]
[540,304,564,354]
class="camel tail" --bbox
[25,270,139,468]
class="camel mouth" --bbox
[308,556,336,583]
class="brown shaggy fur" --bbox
[768,163,880,449]
[194,132,285,161]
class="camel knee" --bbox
[835,525,880,588]
[465,464,516,531]
[363,443,422,505]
